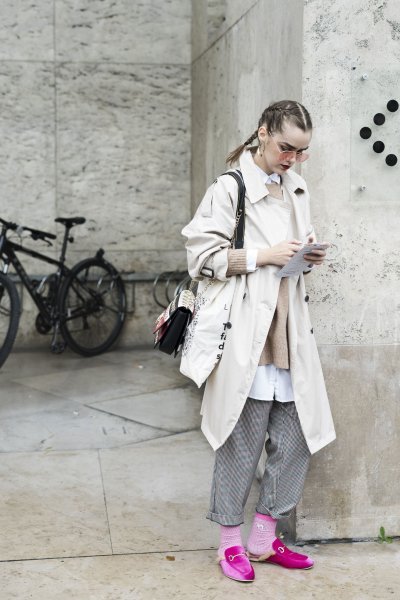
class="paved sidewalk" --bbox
[0,349,398,599]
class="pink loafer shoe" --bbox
[248,538,314,569]
[218,545,255,582]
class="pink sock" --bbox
[246,512,277,556]
[218,525,243,557]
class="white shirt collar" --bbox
[254,162,281,185]
[239,149,305,204]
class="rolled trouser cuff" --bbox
[255,503,292,520]
[206,510,244,526]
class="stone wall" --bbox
[0,1,191,348]
[191,0,400,541]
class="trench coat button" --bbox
[310,327,314,334]
[305,295,309,302]
[243,293,247,299]
[226,322,232,329]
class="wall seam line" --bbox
[192,0,260,65]
[0,59,190,67]
[53,0,58,231]
[317,343,400,347]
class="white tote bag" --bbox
[179,276,236,388]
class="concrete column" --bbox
[297,0,400,541]
[191,0,303,213]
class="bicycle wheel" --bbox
[59,258,126,356]
[0,273,20,368]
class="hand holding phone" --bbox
[303,242,330,267]
[303,242,330,252]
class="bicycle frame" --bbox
[0,235,70,325]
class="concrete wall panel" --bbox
[55,0,191,64]
[302,0,400,347]
[56,62,190,260]
[0,62,55,233]
[192,0,258,61]
[297,344,400,540]
[299,0,400,539]
[192,0,304,211]
[0,1,54,61]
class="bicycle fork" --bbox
[49,271,66,354]
[50,321,66,354]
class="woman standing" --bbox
[181,100,336,582]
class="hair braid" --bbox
[226,100,312,165]
[226,129,258,165]
[295,101,309,131]
[244,130,258,146]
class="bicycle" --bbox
[0,216,127,368]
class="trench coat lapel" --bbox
[282,173,308,241]
[239,150,271,203]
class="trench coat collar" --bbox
[238,148,305,204]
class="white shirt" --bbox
[249,363,294,402]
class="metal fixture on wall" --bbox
[359,92,398,168]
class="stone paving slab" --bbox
[89,385,202,432]
[14,363,182,405]
[0,450,111,561]
[0,542,398,600]
[99,429,260,554]
[0,350,197,451]
[0,381,72,418]
[96,349,188,375]
[0,349,106,382]
[0,398,171,452]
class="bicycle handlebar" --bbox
[0,217,57,242]
[0,217,18,231]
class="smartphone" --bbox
[303,242,330,252]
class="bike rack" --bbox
[152,270,189,308]
[6,270,191,313]
[174,273,192,297]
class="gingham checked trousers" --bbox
[206,397,311,525]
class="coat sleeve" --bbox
[181,176,239,282]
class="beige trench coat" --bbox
[181,149,336,455]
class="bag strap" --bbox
[219,169,246,249]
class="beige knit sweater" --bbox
[226,249,290,369]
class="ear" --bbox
[258,125,267,142]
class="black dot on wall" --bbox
[387,99,399,112]
[373,113,386,125]
[386,154,397,166]
[373,141,385,153]
[360,127,372,139]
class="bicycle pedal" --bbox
[50,342,66,354]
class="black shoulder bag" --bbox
[153,169,246,356]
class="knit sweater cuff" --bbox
[226,249,248,276]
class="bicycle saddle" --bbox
[55,217,86,227]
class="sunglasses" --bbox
[270,136,310,163]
